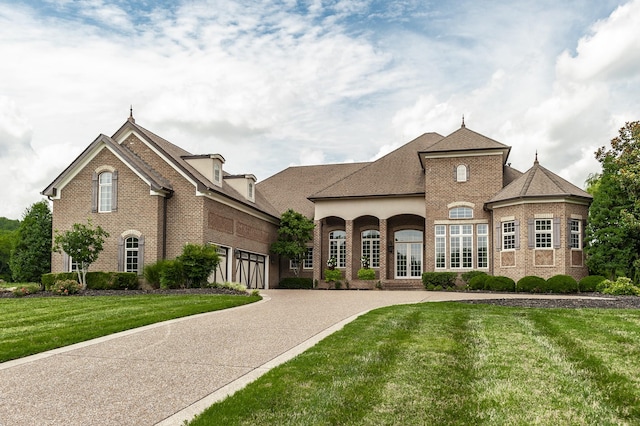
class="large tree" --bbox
[586,121,640,282]
[53,219,109,289]
[9,201,52,283]
[270,209,315,277]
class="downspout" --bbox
[163,192,173,259]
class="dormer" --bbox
[225,174,257,202]
[182,154,226,187]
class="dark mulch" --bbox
[457,294,640,309]
[0,287,249,299]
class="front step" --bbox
[381,280,425,291]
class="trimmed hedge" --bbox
[357,268,376,280]
[42,272,139,291]
[516,276,546,293]
[546,274,578,294]
[279,277,314,289]
[422,272,457,289]
[324,269,342,282]
[468,274,489,290]
[485,275,515,292]
[461,270,487,284]
[579,275,606,292]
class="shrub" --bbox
[516,276,546,293]
[51,279,82,295]
[279,277,313,289]
[485,276,515,292]
[144,260,171,289]
[461,270,487,285]
[85,272,138,290]
[422,272,457,289]
[546,275,578,294]
[334,280,342,290]
[160,260,185,289]
[324,269,342,282]
[42,273,76,290]
[357,268,376,280]
[579,275,606,292]
[598,277,640,296]
[178,243,220,288]
[210,281,248,293]
[468,274,489,290]
[12,283,41,297]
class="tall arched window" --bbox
[125,237,139,273]
[98,172,113,212]
[329,230,346,268]
[361,230,380,268]
[456,164,468,182]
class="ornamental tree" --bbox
[178,243,220,288]
[586,121,640,282]
[270,209,315,277]
[9,200,52,283]
[53,219,109,289]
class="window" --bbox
[303,247,313,269]
[450,225,473,268]
[449,207,473,219]
[456,165,468,182]
[435,225,446,269]
[67,255,80,272]
[503,221,516,250]
[477,224,488,268]
[98,172,113,212]
[361,230,380,268]
[214,163,221,183]
[395,230,423,278]
[248,182,254,199]
[125,237,139,273]
[570,219,581,249]
[535,219,552,248]
[329,230,346,268]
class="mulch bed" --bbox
[0,287,248,299]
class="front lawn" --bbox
[0,293,260,363]
[191,302,640,425]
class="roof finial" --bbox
[461,114,466,128]
[128,105,135,123]
[534,150,539,164]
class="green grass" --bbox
[190,302,640,425]
[0,293,260,363]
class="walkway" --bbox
[0,290,601,425]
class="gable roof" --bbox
[420,124,511,159]
[486,159,592,207]
[309,132,444,201]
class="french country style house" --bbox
[43,113,592,289]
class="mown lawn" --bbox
[190,302,640,425]
[0,293,260,363]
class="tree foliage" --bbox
[586,121,640,282]
[178,243,220,288]
[270,209,315,277]
[53,219,109,289]
[9,201,52,283]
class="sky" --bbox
[1,0,639,220]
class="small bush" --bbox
[334,281,342,290]
[598,277,640,296]
[85,272,138,290]
[279,277,313,289]
[210,282,248,293]
[357,268,376,280]
[12,283,41,297]
[144,260,171,289]
[546,275,578,294]
[422,272,457,289]
[468,274,489,290]
[461,270,487,284]
[517,276,546,293]
[42,273,77,290]
[485,276,515,292]
[324,269,342,282]
[51,279,82,295]
[579,275,606,292]
[160,260,185,289]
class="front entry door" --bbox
[395,230,423,278]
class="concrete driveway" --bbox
[0,290,599,426]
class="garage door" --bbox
[234,250,266,289]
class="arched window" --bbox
[329,230,346,268]
[214,163,221,183]
[456,165,468,182]
[361,230,380,268]
[98,172,113,212]
[449,206,473,219]
[125,237,139,273]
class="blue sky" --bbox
[1,0,639,219]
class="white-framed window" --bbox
[361,230,380,268]
[435,225,446,269]
[477,224,488,268]
[450,225,473,268]
[214,163,221,183]
[303,247,313,269]
[570,219,581,249]
[248,182,254,199]
[329,230,346,268]
[449,207,473,219]
[503,221,516,250]
[535,219,552,248]
[125,237,139,273]
[456,164,469,182]
[68,255,80,272]
[98,172,113,212]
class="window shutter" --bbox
[117,236,124,272]
[582,219,587,248]
[554,217,561,249]
[63,252,70,272]
[567,219,572,247]
[495,224,501,250]
[466,165,470,181]
[514,220,520,249]
[527,219,535,248]
[91,172,98,213]
[454,165,457,181]
[138,236,145,274]
[111,170,118,212]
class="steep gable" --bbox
[422,124,510,155]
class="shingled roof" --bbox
[421,124,510,157]
[486,158,592,207]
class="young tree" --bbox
[9,201,52,283]
[270,209,315,277]
[178,243,220,288]
[586,121,640,282]
[53,219,109,289]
